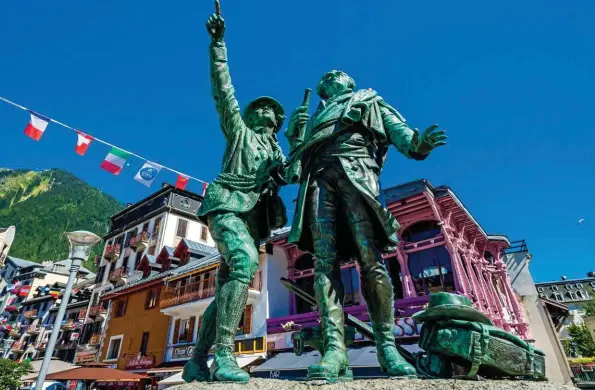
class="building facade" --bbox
[75,184,214,364]
[266,179,528,353]
[0,226,16,268]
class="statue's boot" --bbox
[307,274,352,383]
[182,300,217,382]
[210,279,250,383]
[362,268,417,378]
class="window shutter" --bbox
[122,297,128,316]
[145,290,151,310]
[244,305,252,335]
[155,288,161,308]
[187,316,196,343]
[173,319,181,344]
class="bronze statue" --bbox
[284,70,447,382]
[182,8,287,383]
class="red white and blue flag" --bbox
[24,112,49,141]
[75,131,93,156]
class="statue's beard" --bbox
[252,115,277,133]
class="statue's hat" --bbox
[412,292,493,325]
[243,96,285,133]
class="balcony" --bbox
[104,244,121,261]
[160,270,262,310]
[130,231,150,251]
[23,309,38,319]
[10,342,23,351]
[61,319,77,330]
[56,340,77,350]
[27,324,41,334]
[109,267,125,282]
[78,309,87,319]
[89,305,107,317]
[37,342,47,350]
[89,333,102,345]
[9,328,22,338]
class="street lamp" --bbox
[34,231,101,390]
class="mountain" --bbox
[0,169,123,271]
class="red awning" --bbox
[45,367,146,381]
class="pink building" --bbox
[266,179,529,350]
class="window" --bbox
[591,282,595,288]
[537,287,544,293]
[145,288,160,309]
[577,290,589,300]
[176,219,188,238]
[106,336,123,360]
[402,220,441,243]
[114,299,127,317]
[341,266,361,307]
[122,255,130,274]
[142,223,150,233]
[173,317,196,344]
[552,285,559,291]
[553,292,564,302]
[149,245,157,256]
[200,225,209,242]
[237,306,253,336]
[408,245,455,296]
[576,283,583,289]
[140,332,149,355]
[539,293,546,299]
[134,251,143,270]
[153,217,162,237]
[565,284,573,290]
[124,232,133,248]
[568,291,577,300]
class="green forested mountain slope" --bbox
[0,169,123,271]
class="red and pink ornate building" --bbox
[266,179,529,349]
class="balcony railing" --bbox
[37,342,47,350]
[160,270,262,310]
[61,319,77,330]
[89,333,102,345]
[109,267,124,282]
[23,309,38,319]
[89,305,107,317]
[27,324,41,334]
[130,231,150,251]
[10,342,23,351]
[104,244,121,260]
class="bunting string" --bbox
[0,95,209,191]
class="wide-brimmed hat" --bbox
[242,96,285,133]
[412,292,493,325]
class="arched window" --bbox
[484,251,494,264]
[402,221,441,243]
[408,246,455,296]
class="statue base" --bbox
[171,378,575,390]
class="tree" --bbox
[0,358,32,390]
[583,299,595,317]
[567,323,595,357]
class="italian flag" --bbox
[101,147,130,175]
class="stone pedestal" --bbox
[171,378,575,390]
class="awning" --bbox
[45,367,146,381]
[22,359,78,381]
[146,366,184,375]
[157,356,261,386]
[252,345,421,380]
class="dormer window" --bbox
[553,292,564,302]
[537,287,544,293]
[552,285,559,291]
[565,284,573,290]
[568,291,577,300]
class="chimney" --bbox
[561,276,567,281]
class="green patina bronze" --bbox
[182,11,287,384]
[413,293,547,380]
[284,70,446,383]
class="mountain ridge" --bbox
[0,168,124,271]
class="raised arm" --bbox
[207,14,245,141]
[380,103,447,160]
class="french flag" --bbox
[24,112,50,141]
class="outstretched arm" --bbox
[207,14,245,141]
[381,104,446,160]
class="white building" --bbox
[75,183,215,364]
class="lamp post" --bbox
[34,231,101,390]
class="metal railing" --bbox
[23,309,38,319]
[571,364,595,384]
[109,267,124,282]
[505,239,528,254]
[89,305,107,316]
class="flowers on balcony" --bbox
[10,341,23,351]
[23,309,38,319]
[61,319,77,330]
[104,244,121,260]
[27,324,41,334]
[130,231,150,251]
[89,333,102,345]
[109,267,125,282]
[4,305,18,313]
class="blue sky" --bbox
[0,1,593,282]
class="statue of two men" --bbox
[184,9,447,384]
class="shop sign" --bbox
[267,317,422,351]
[75,352,97,363]
[70,332,80,341]
[171,344,194,360]
[125,353,155,370]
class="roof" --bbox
[22,359,77,381]
[535,276,595,286]
[171,252,221,277]
[183,239,217,257]
[162,246,175,257]
[5,256,40,269]
[52,259,96,278]
[45,367,146,381]
[382,179,510,245]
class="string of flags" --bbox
[1,96,209,195]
